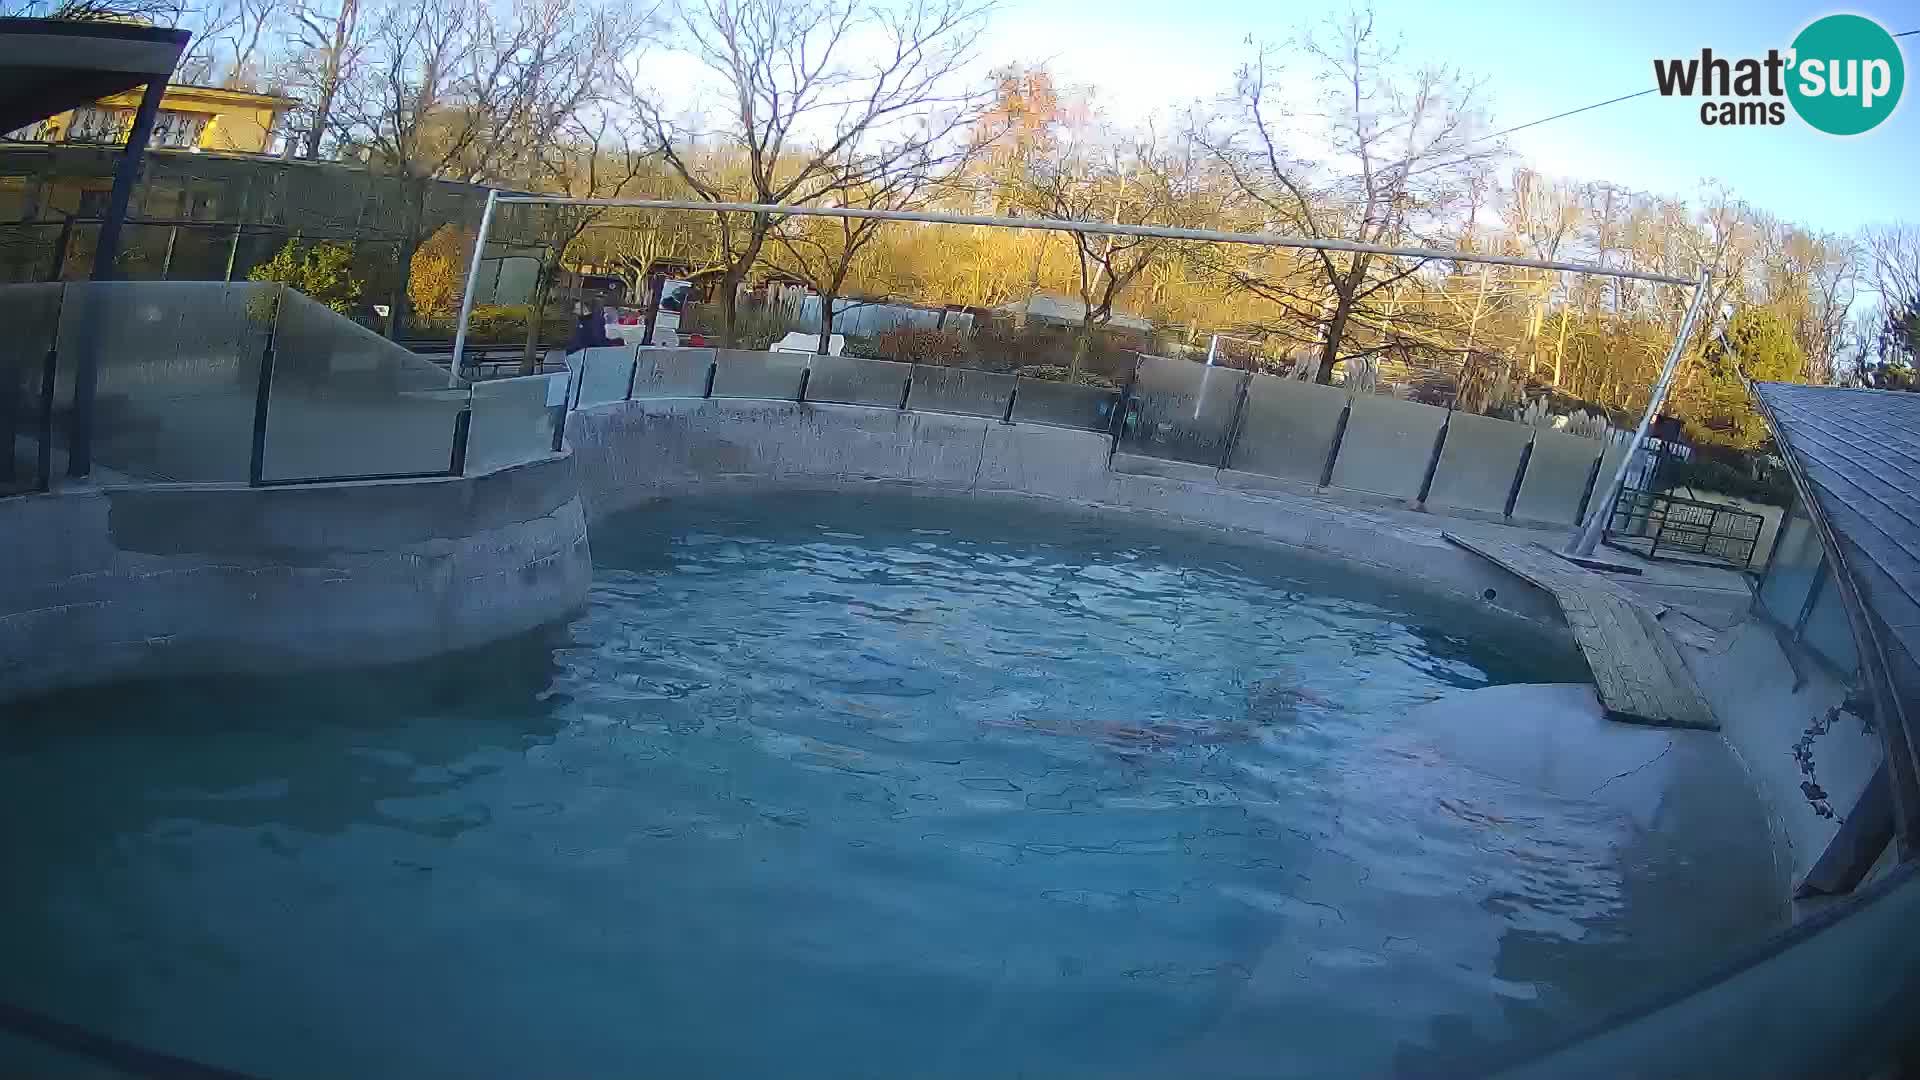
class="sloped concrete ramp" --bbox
[1444,533,1718,730]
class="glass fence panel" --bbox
[261,289,464,482]
[1117,355,1247,464]
[1485,864,1920,1080]
[1511,430,1603,525]
[1010,377,1121,432]
[803,355,910,408]
[55,281,273,482]
[467,373,563,474]
[1592,434,1634,510]
[572,346,637,408]
[1425,411,1534,516]
[1759,507,1822,628]
[633,348,715,398]
[1,284,63,494]
[1328,393,1448,500]
[907,364,1014,418]
[1800,567,1860,675]
[1225,374,1347,484]
[711,349,806,399]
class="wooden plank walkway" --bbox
[1444,532,1719,730]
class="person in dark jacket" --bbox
[565,302,615,355]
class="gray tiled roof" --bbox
[1752,383,1920,669]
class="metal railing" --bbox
[557,347,1629,530]
[1,281,566,495]
[564,345,1122,434]
[1604,486,1764,569]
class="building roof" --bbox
[996,292,1152,333]
[0,17,190,134]
[1754,382,1920,664]
[96,83,298,109]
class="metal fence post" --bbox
[47,215,74,283]
[35,287,64,492]
[1318,401,1352,489]
[1503,437,1535,519]
[224,222,243,281]
[450,407,472,475]
[247,298,281,486]
[1569,270,1713,555]
[449,188,499,387]
[1216,368,1254,470]
[160,224,179,280]
[1107,356,1141,461]
[1416,416,1450,506]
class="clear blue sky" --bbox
[985,0,1917,236]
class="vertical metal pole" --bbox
[224,222,243,281]
[640,272,661,347]
[1567,270,1712,556]
[449,407,472,476]
[248,293,281,486]
[449,188,499,387]
[160,224,178,280]
[71,78,168,478]
[47,214,74,282]
[89,81,165,281]
[1503,437,1534,519]
[1216,370,1253,470]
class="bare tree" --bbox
[1202,8,1502,383]
[768,126,984,354]
[1862,224,1920,376]
[0,0,184,21]
[1020,125,1192,372]
[333,0,648,335]
[282,0,365,158]
[176,0,245,82]
[510,111,660,371]
[1864,224,1920,322]
[629,0,992,347]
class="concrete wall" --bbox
[1685,618,1885,904]
[565,397,1571,637]
[0,453,591,703]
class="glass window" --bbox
[1759,503,1822,628]
[1800,567,1861,675]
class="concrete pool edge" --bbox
[566,396,1575,643]
[0,452,592,703]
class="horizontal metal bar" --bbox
[251,469,456,487]
[489,196,1697,286]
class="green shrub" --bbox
[1659,455,1794,507]
[877,327,968,365]
[681,301,786,350]
[1012,364,1116,387]
[467,304,528,342]
[248,239,364,314]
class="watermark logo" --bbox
[1653,13,1904,135]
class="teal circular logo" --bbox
[1787,14,1904,135]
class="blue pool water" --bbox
[0,494,1780,1078]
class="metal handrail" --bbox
[1605,486,1765,568]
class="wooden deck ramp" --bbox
[1444,533,1718,730]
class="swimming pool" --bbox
[0,493,1782,1078]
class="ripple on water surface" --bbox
[0,493,1782,1078]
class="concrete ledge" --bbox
[566,398,1570,638]
[0,453,592,703]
